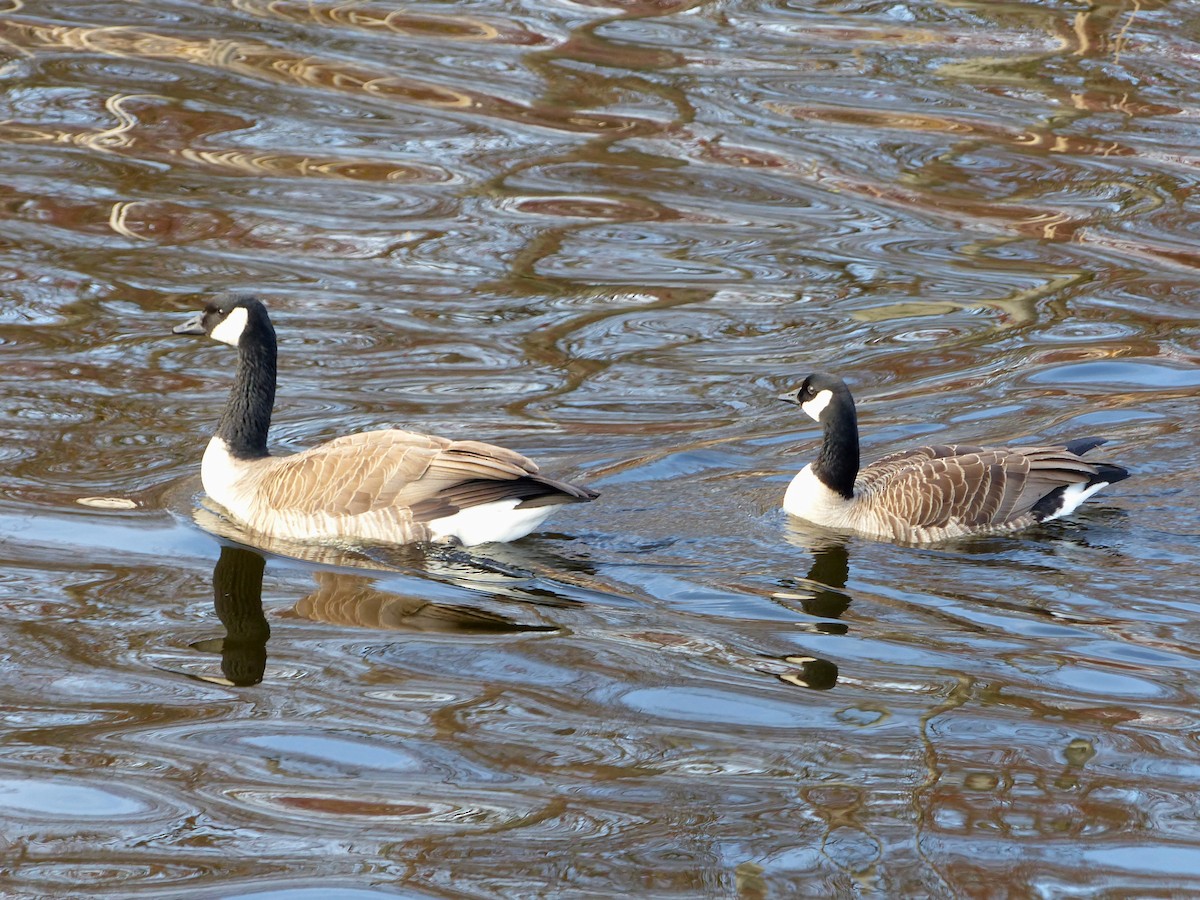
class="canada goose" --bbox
[778,373,1129,542]
[172,295,598,547]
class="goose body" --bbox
[174,295,597,547]
[778,374,1128,543]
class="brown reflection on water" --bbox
[0,93,453,183]
[0,16,656,135]
[228,0,549,46]
[188,544,554,687]
[1,0,1199,894]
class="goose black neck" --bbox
[216,325,276,459]
[813,397,859,499]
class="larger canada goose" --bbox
[172,295,598,547]
[778,373,1128,542]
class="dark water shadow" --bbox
[187,501,620,611]
[188,545,272,687]
[188,542,556,688]
[778,504,1140,650]
[764,528,853,690]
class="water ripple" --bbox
[0,0,1197,895]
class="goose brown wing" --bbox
[1006,445,1102,513]
[248,430,548,518]
[859,445,1099,529]
[398,439,598,520]
[855,444,985,493]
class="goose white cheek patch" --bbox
[801,389,833,422]
[210,307,249,346]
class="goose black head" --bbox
[173,295,273,348]
[778,373,851,423]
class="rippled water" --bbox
[1,0,1199,895]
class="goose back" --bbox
[847,443,1110,541]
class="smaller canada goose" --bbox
[173,295,598,547]
[778,373,1129,542]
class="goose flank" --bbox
[172,295,598,547]
[778,373,1129,542]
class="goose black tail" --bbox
[1065,437,1106,456]
[1064,436,1129,485]
[1092,462,1130,486]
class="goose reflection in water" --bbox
[190,545,270,687]
[773,540,853,626]
[189,544,555,687]
[766,534,855,691]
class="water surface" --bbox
[1,0,1199,896]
